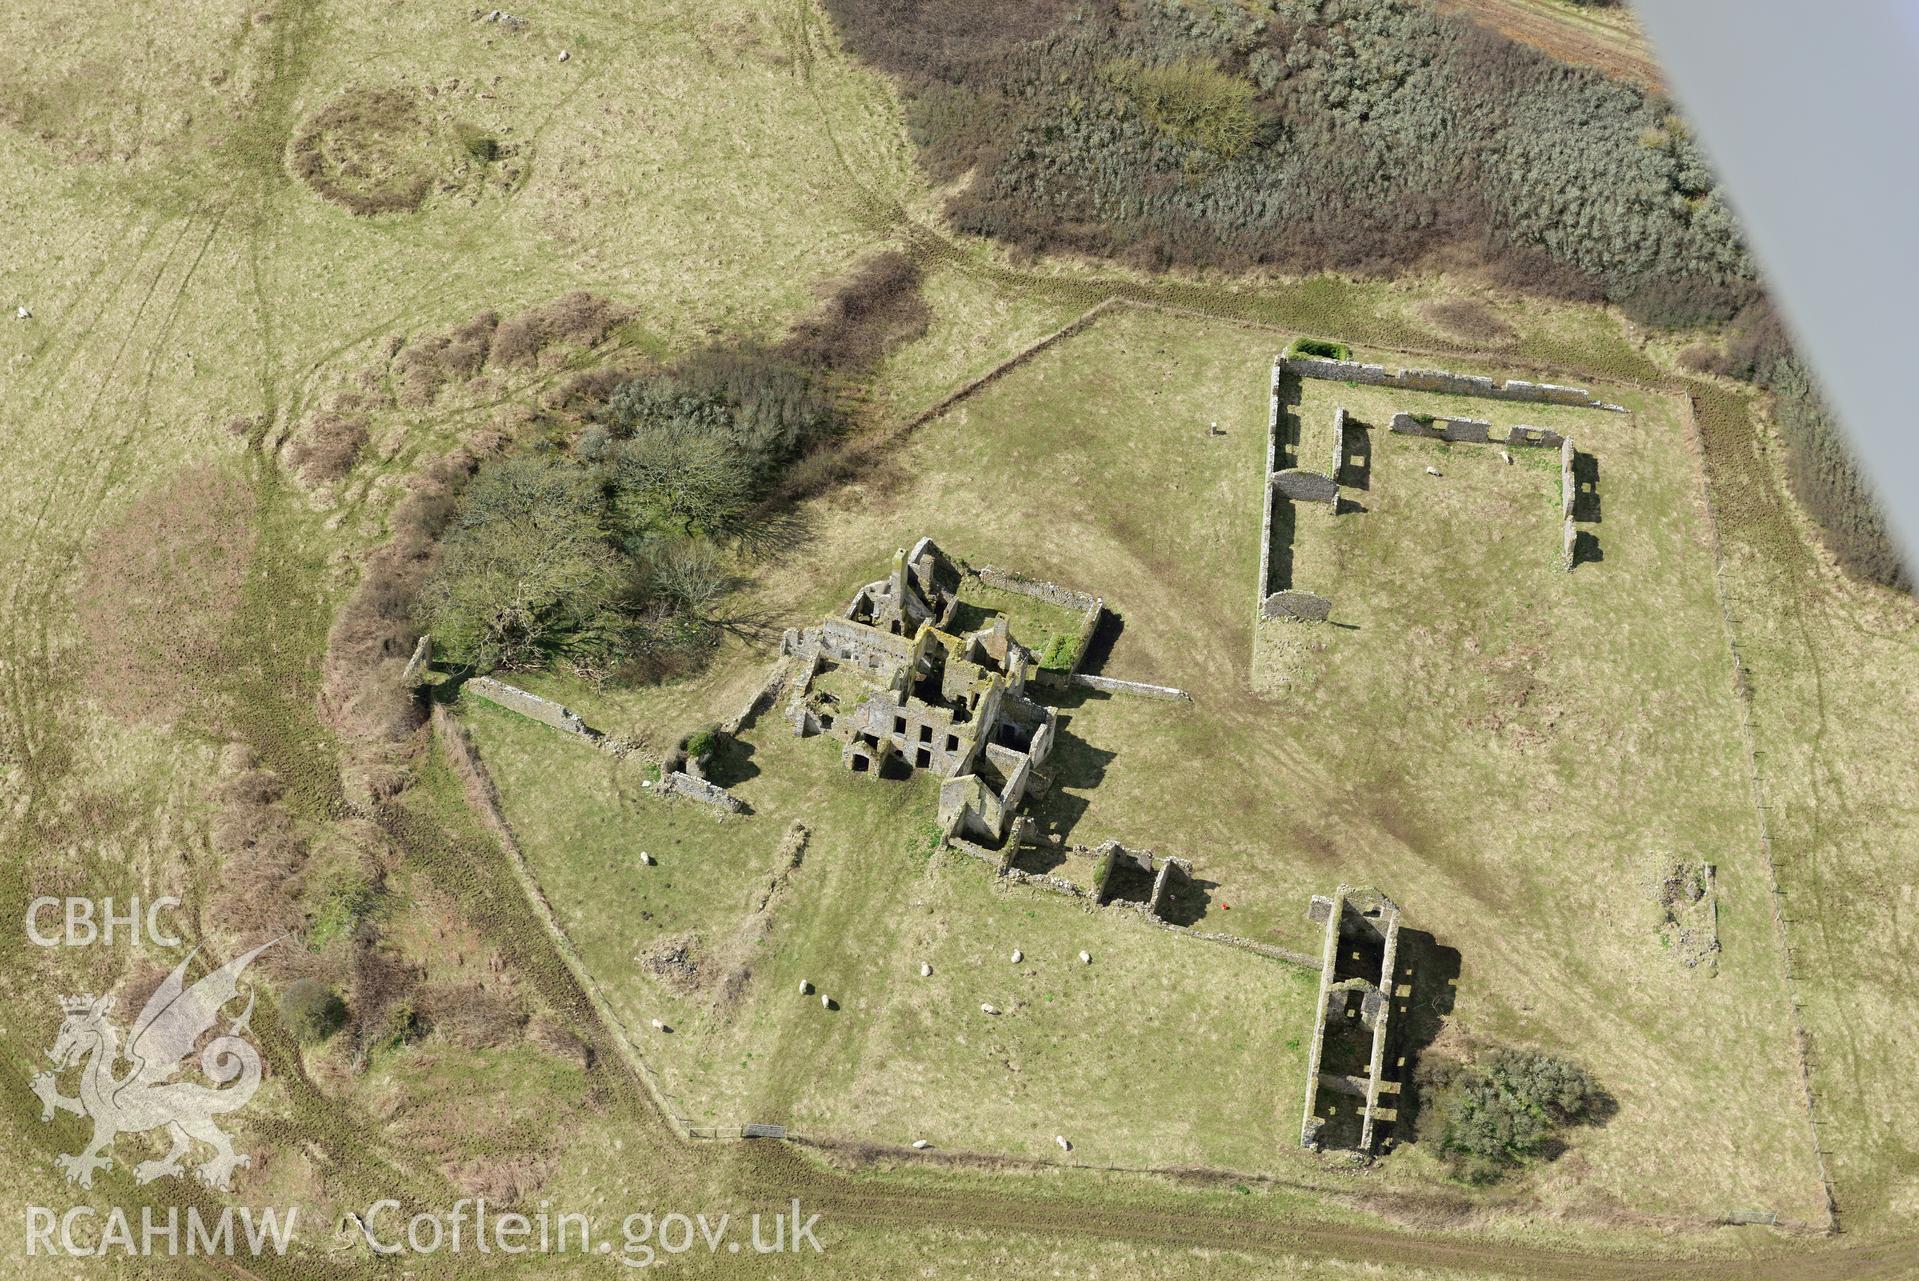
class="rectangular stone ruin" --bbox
[1300,886,1402,1154]
[972,564,1105,676]
[777,537,1062,845]
[1090,841,1189,921]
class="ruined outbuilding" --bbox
[781,537,1058,843]
[1300,885,1404,1154]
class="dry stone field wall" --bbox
[467,676,596,740]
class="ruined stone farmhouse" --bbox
[781,537,1058,843]
[1301,885,1405,1154]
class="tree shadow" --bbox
[730,503,818,562]
[704,734,760,787]
[1377,928,1461,1153]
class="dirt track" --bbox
[1434,0,1666,92]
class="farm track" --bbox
[1431,0,1665,92]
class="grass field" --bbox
[461,303,1835,1230]
[1,0,1914,1275]
[609,306,1828,1225]
[463,696,1323,1171]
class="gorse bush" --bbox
[829,0,1749,314]
[281,978,348,1045]
[822,0,1906,592]
[1288,336,1351,360]
[1416,1046,1607,1183]
[1103,56,1262,160]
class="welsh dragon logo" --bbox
[30,941,275,1190]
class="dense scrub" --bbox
[824,0,1906,589]
[421,354,828,681]
[1416,1046,1610,1183]
[418,253,929,681]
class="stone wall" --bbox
[972,566,1105,675]
[1389,412,1555,447]
[1257,360,1283,602]
[1300,886,1403,1154]
[1052,672,1193,703]
[974,565,1098,614]
[1261,590,1333,622]
[465,676,597,741]
[724,656,796,736]
[1281,356,1618,410]
[1147,857,1190,918]
[1507,424,1567,449]
[1330,406,1347,482]
[1560,438,1577,519]
[1273,469,1338,504]
[400,634,432,687]
[660,770,746,813]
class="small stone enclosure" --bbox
[1259,348,1615,627]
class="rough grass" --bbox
[1,0,1911,1270]
[563,305,1829,1226]
[464,696,1321,1172]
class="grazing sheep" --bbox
[1009,949,1022,964]
[980,1003,1000,1016]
